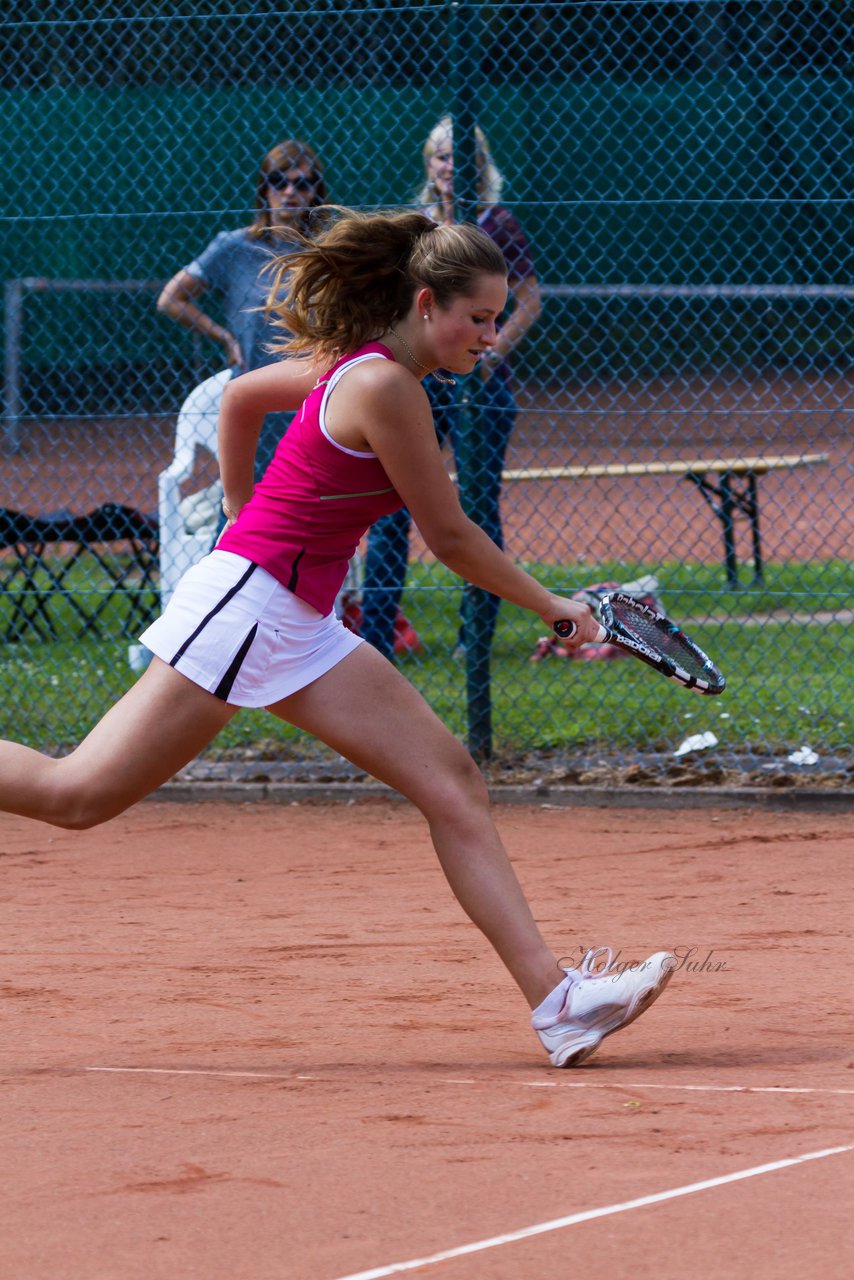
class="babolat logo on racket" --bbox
[611,591,659,617]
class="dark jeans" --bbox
[361,373,517,659]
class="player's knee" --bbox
[54,804,107,831]
[459,753,490,808]
[430,746,490,820]
[41,768,116,830]
[46,794,107,830]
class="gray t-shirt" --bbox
[186,227,288,374]
[186,226,293,478]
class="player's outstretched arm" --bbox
[354,364,599,646]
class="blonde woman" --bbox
[361,117,542,659]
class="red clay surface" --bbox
[2,798,852,1279]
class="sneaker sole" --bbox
[551,1033,602,1068]
[551,953,676,1069]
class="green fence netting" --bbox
[1,1,852,785]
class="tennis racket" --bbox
[554,591,726,695]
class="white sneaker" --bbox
[532,947,675,1068]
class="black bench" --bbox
[0,503,158,641]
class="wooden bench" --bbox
[496,453,828,587]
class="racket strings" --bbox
[611,600,712,679]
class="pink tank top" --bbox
[217,342,403,615]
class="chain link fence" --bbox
[2,1,852,787]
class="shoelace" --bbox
[553,947,616,1017]
[533,947,621,1028]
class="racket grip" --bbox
[554,620,608,643]
[553,619,577,640]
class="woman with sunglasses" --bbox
[158,138,327,480]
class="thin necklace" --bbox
[387,328,456,385]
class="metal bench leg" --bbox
[747,473,764,585]
[10,545,61,640]
[685,471,740,588]
[718,472,739,588]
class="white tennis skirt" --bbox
[139,551,364,706]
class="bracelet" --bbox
[222,500,240,521]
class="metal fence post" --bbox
[3,279,24,455]
[451,0,493,762]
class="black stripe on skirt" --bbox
[213,622,259,701]
[169,560,258,668]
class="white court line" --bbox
[82,1067,854,1097]
[85,1067,321,1080]
[329,1145,854,1280]
[442,1076,854,1096]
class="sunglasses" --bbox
[266,170,315,193]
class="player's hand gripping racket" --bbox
[554,591,726,695]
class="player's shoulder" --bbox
[341,349,424,395]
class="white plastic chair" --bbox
[158,368,230,607]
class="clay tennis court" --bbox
[3,795,852,1278]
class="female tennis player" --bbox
[0,209,674,1068]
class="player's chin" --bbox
[436,352,481,376]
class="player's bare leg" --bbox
[0,658,237,829]
[267,643,565,1010]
